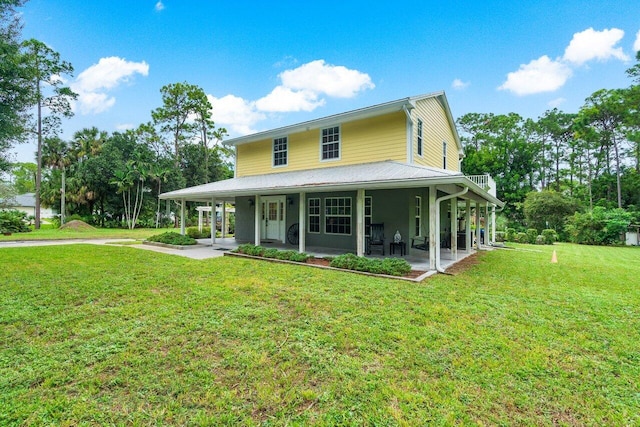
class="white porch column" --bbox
[198,208,203,232]
[450,198,458,260]
[221,201,227,239]
[180,199,186,235]
[211,198,216,245]
[486,202,490,245]
[299,192,306,253]
[428,186,437,270]
[491,205,496,245]
[465,199,471,252]
[475,202,481,249]
[254,195,261,246]
[356,189,365,257]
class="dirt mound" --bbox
[59,220,96,231]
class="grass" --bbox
[1,242,639,425]
[0,227,166,241]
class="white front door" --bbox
[261,196,285,242]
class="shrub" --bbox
[234,244,309,262]
[186,227,212,239]
[495,231,505,242]
[0,210,31,233]
[515,232,529,244]
[329,253,411,276]
[524,190,580,241]
[542,229,557,245]
[535,235,545,245]
[147,232,197,246]
[565,207,632,245]
[186,227,201,239]
[236,243,265,256]
[526,228,538,244]
[505,228,516,242]
[262,248,280,258]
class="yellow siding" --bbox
[412,97,460,172]
[236,111,407,177]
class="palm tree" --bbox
[149,163,171,228]
[110,150,150,229]
[71,127,107,162]
[42,136,70,224]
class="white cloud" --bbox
[498,55,572,96]
[452,78,470,90]
[74,57,149,92]
[76,92,115,114]
[563,27,629,65]
[634,29,640,52]
[255,86,324,113]
[548,97,566,108]
[208,60,374,134]
[155,1,164,12]
[116,123,135,131]
[208,94,265,135]
[72,57,149,115]
[279,59,375,98]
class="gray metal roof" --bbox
[160,161,503,206]
[13,193,36,207]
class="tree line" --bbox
[0,1,232,229]
[458,52,640,241]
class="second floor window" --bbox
[442,141,447,169]
[417,119,423,156]
[273,136,287,167]
[321,126,340,160]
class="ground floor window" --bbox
[308,198,320,233]
[325,197,351,235]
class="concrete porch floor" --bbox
[204,237,480,272]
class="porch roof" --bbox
[159,160,504,206]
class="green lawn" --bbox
[1,243,638,425]
[0,227,164,241]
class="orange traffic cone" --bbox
[551,250,558,263]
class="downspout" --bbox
[403,105,414,164]
[435,186,469,273]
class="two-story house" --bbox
[160,92,503,272]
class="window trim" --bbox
[324,196,352,235]
[414,195,422,237]
[272,135,288,168]
[417,119,423,157]
[364,196,372,237]
[308,198,321,234]
[320,125,341,162]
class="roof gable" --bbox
[225,91,457,147]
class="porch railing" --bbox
[466,174,496,197]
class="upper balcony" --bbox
[466,174,496,198]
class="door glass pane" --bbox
[269,202,278,221]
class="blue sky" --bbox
[12,0,640,163]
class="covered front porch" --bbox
[201,237,481,276]
[160,161,503,274]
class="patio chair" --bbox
[367,223,385,255]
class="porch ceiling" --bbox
[160,160,504,207]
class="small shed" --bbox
[626,225,640,246]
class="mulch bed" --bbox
[443,252,481,275]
